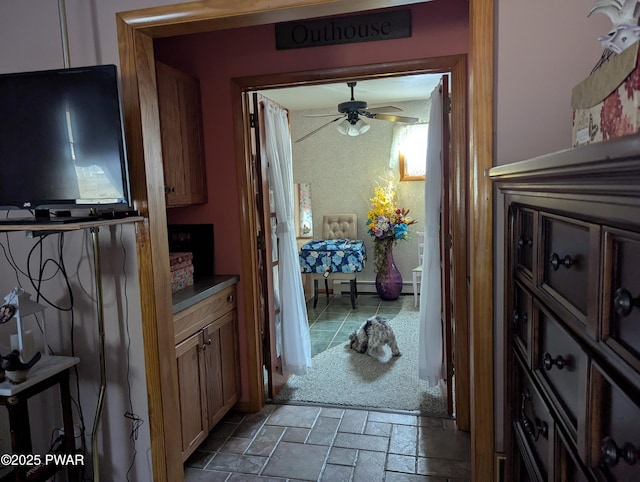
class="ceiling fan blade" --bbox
[364,106,403,114]
[371,113,420,123]
[295,116,344,143]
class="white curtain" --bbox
[261,98,312,376]
[418,82,444,385]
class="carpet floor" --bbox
[274,297,447,414]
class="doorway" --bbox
[233,57,468,418]
[116,2,495,480]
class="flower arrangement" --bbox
[366,181,416,274]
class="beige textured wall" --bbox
[291,98,431,291]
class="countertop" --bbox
[172,274,239,314]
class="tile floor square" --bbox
[261,441,329,480]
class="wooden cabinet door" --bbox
[219,311,239,406]
[203,311,239,430]
[203,321,224,431]
[156,61,207,207]
[175,331,208,460]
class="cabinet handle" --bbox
[601,436,639,467]
[164,186,176,194]
[518,237,533,248]
[542,352,566,371]
[520,389,548,441]
[512,310,527,326]
[613,288,640,317]
[550,253,574,271]
[227,295,234,302]
[206,338,212,346]
[201,343,207,351]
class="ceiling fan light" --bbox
[355,119,370,135]
[336,118,350,135]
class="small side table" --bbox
[299,239,367,309]
[0,356,80,482]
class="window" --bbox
[390,123,428,181]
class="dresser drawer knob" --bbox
[601,436,639,467]
[550,253,574,271]
[227,294,234,303]
[542,352,566,371]
[520,389,548,441]
[613,288,640,317]
[512,310,527,326]
[518,237,533,248]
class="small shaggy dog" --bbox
[348,315,401,359]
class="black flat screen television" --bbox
[0,64,131,221]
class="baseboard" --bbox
[333,279,415,295]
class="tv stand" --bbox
[0,216,98,226]
[0,216,143,481]
[0,216,142,230]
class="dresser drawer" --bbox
[588,362,640,481]
[513,281,533,364]
[514,355,553,480]
[515,206,536,280]
[602,228,640,374]
[540,214,599,330]
[535,303,588,439]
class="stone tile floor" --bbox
[184,403,471,481]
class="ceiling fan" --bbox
[295,81,420,143]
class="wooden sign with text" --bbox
[275,10,411,50]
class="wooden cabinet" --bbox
[174,284,239,461]
[156,61,207,207]
[490,136,640,482]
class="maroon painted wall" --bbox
[155,0,468,277]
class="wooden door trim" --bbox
[116,1,494,481]
[233,56,469,421]
[450,58,470,432]
[469,1,495,480]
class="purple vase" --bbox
[375,242,403,300]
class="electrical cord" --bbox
[2,226,143,480]
[25,232,88,479]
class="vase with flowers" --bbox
[366,182,416,300]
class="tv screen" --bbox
[0,64,130,214]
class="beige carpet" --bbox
[274,299,447,414]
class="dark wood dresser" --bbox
[489,135,640,481]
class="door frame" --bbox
[232,56,468,419]
[115,1,494,481]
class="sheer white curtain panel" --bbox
[418,83,444,385]
[261,98,312,376]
